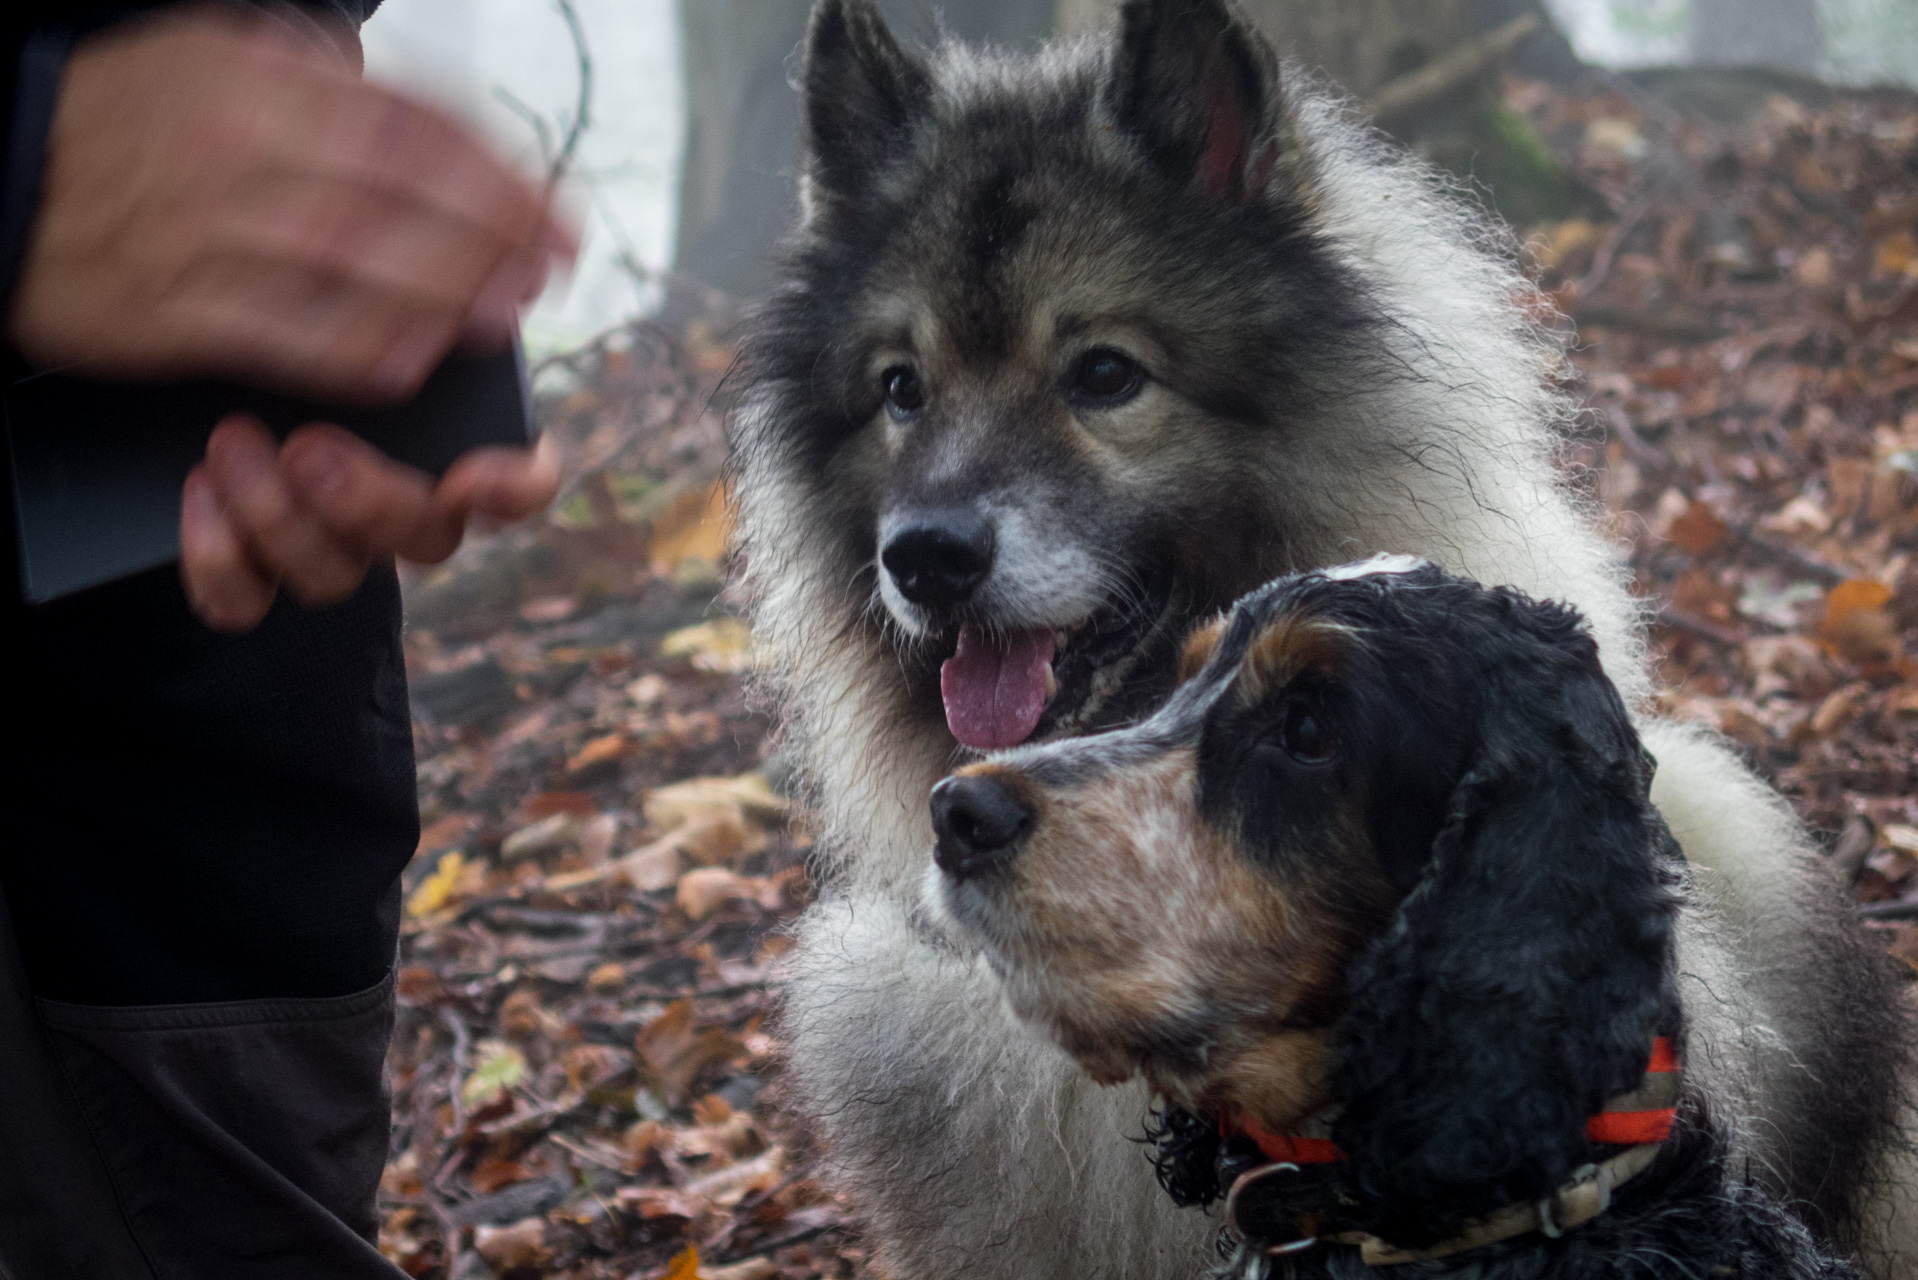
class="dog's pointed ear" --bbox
[1104,0,1280,203]
[1330,597,1679,1249]
[801,0,932,213]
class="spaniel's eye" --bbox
[1068,348,1145,405]
[883,366,926,420]
[1276,701,1336,765]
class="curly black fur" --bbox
[1325,585,1684,1249]
[1144,1104,1225,1208]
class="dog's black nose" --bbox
[931,773,1035,879]
[882,512,994,608]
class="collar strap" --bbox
[1221,1036,1680,1162]
[1327,1142,1664,1266]
[1216,1036,1681,1266]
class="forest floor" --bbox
[375,70,1918,1280]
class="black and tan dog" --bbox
[928,559,1912,1278]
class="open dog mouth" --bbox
[935,579,1181,751]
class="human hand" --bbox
[8,7,576,401]
[180,416,559,631]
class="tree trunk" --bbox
[673,0,1054,299]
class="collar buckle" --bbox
[1224,1162,1320,1258]
[1539,1161,1613,1239]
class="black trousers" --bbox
[0,566,418,1279]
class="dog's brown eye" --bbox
[1068,348,1144,405]
[883,366,926,419]
[1278,702,1335,764]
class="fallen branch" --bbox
[1368,14,1540,124]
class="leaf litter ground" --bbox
[381,74,1918,1280]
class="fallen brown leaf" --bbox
[1667,500,1731,556]
[636,999,750,1106]
[470,1155,533,1196]
[474,1217,550,1271]
[677,868,778,920]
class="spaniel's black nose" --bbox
[882,511,995,608]
[931,773,1035,879]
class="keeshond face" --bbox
[741,0,1380,753]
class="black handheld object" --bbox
[5,343,534,603]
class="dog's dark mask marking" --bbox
[933,562,1688,1251]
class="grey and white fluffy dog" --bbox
[727,0,1918,1276]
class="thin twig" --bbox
[1576,199,1654,301]
[1659,605,1747,646]
[442,1007,473,1132]
[713,1220,845,1266]
[547,0,593,191]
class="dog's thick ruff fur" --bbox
[930,565,1902,1278]
[727,1,1918,1276]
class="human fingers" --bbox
[280,425,456,560]
[372,438,560,568]
[180,466,278,632]
[435,435,563,528]
[202,416,371,605]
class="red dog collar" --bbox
[1221,1036,1681,1162]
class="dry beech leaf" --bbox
[704,1260,779,1280]
[461,1042,527,1110]
[405,852,465,918]
[586,962,626,992]
[620,841,686,892]
[470,1155,532,1196]
[650,483,732,576]
[647,774,787,830]
[567,733,631,774]
[1819,580,1902,669]
[676,1112,763,1163]
[1877,230,1918,278]
[500,813,580,862]
[474,1217,550,1271]
[635,999,750,1105]
[677,868,779,921]
[622,1119,670,1160]
[661,619,754,673]
[617,1185,702,1223]
[682,1146,786,1209]
[1810,686,1868,737]
[415,813,475,857]
[560,1045,630,1099]
[1667,500,1731,556]
[519,791,597,821]
[499,989,545,1041]
[577,813,619,864]
[662,1244,704,1280]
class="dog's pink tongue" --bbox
[941,624,1056,750]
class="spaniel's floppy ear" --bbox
[1104,0,1283,203]
[1330,594,1679,1249]
[801,0,932,215]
